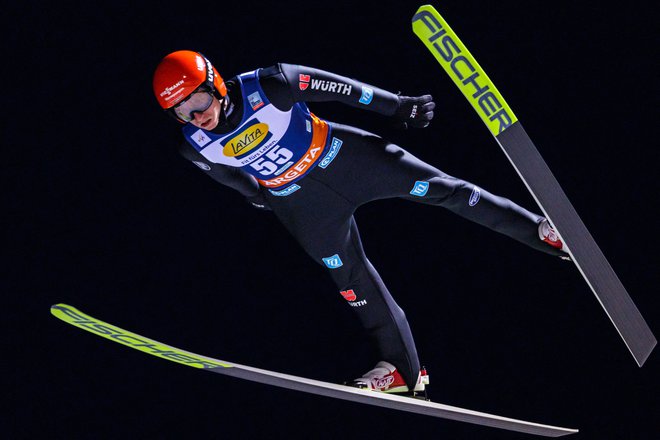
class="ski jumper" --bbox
[178,63,564,388]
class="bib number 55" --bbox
[250,145,293,176]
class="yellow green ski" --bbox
[412,5,656,367]
[52,304,577,437]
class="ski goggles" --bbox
[172,90,216,122]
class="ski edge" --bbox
[51,304,578,437]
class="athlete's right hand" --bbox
[393,95,435,129]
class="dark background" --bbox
[7,1,658,439]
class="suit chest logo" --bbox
[223,121,270,157]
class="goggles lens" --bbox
[173,91,214,122]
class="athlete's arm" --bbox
[259,63,435,128]
[178,142,261,197]
[260,63,398,114]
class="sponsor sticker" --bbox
[375,376,395,389]
[310,79,352,95]
[248,91,264,110]
[163,88,184,104]
[410,181,430,197]
[341,289,367,307]
[299,74,310,91]
[192,161,211,171]
[159,79,184,97]
[359,86,374,105]
[192,129,212,148]
[322,254,343,269]
[259,144,322,187]
[223,120,270,157]
[340,289,357,301]
[195,55,205,71]
[269,184,301,197]
[319,137,343,169]
[469,186,481,206]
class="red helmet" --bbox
[152,50,227,110]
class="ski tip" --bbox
[50,303,79,320]
[412,4,436,21]
[51,303,70,312]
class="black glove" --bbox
[392,94,435,129]
[246,191,272,211]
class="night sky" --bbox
[7,1,658,439]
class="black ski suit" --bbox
[177,63,562,388]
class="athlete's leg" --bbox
[265,180,421,388]
[318,123,563,257]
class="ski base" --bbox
[495,122,656,365]
[51,304,578,437]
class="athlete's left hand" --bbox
[393,95,435,129]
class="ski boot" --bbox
[538,219,570,260]
[346,361,430,400]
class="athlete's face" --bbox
[189,96,222,130]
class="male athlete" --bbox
[152,50,567,396]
